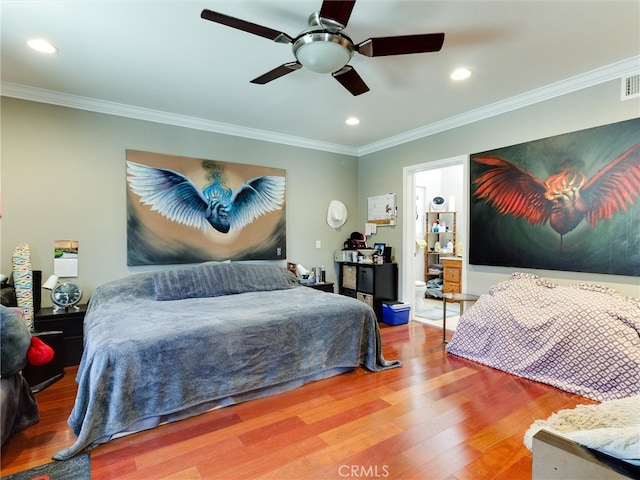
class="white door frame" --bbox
[401,155,468,313]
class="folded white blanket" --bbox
[524,395,640,465]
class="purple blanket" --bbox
[446,272,640,401]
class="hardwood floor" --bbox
[1,321,596,479]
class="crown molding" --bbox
[0,82,359,157]
[2,56,638,158]
[357,56,640,156]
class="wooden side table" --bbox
[436,292,479,343]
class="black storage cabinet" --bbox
[338,262,398,320]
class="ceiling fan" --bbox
[201,1,445,96]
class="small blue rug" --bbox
[1,453,90,480]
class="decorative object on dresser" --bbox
[343,231,367,250]
[356,248,377,264]
[289,262,329,289]
[338,262,398,320]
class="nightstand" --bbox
[22,330,65,392]
[33,304,87,367]
[304,282,334,293]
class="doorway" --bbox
[402,155,467,316]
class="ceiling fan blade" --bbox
[201,9,293,44]
[319,1,356,29]
[250,62,302,84]
[332,66,369,96]
[357,33,445,57]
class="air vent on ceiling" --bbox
[621,74,640,100]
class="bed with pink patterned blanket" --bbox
[446,272,640,401]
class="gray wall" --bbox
[0,98,358,306]
[2,78,639,308]
[358,79,640,298]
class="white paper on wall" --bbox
[54,240,79,277]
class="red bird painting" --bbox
[472,142,640,245]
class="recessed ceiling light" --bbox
[346,117,360,126]
[27,38,58,54]
[450,68,471,81]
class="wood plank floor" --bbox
[1,321,596,479]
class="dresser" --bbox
[442,257,462,294]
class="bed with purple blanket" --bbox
[446,272,640,402]
[54,263,400,460]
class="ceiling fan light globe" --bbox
[27,38,58,54]
[293,32,353,74]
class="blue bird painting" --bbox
[126,161,286,234]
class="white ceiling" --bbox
[2,1,639,156]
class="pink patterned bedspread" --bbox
[446,273,640,401]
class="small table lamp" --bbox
[42,274,59,291]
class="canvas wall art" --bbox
[126,150,286,265]
[469,118,640,276]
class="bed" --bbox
[53,263,400,460]
[446,272,640,402]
